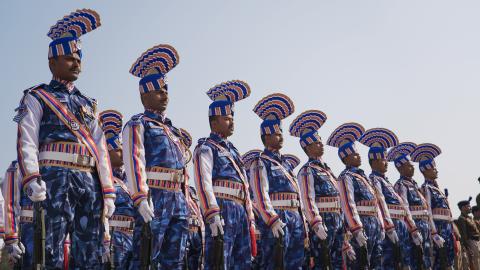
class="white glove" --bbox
[0,238,4,251]
[138,199,154,223]
[102,240,111,263]
[27,179,47,202]
[313,223,328,240]
[7,242,25,262]
[380,230,385,241]
[345,246,357,261]
[412,231,423,246]
[354,230,368,247]
[209,215,224,237]
[387,229,399,244]
[271,220,286,238]
[433,233,445,248]
[103,198,116,218]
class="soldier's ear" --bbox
[48,58,56,73]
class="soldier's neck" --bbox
[52,76,75,92]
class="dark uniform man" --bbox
[359,128,423,270]
[15,9,116,269]
[327,122,384,270]
[250,93,307,270]
[412,143,454,270]
[193,80,255,270]
[99,110,138,269]
[124,44,190,269]
[455,198,480,270]
[289,109,345,270]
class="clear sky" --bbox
[1,1,479,216]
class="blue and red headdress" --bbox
[326,122,365,159]
[129,44,180,94]
[289,110,327,148]
[179,128,193,148]
[99,110,123,151]
[207,80,251,116]
[358,128,399,160]
[242,149,262,170]
[411,143,442,172]
[283,154,301,170]
[253,93,295,135]
[387,142,417,168]
[47,9,101,59]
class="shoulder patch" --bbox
[13,84,46,123]
[128,113,144,126]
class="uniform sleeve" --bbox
[338,173,363,233]
[123,122,148,206]
[192,145,219,221]
[16,94,42,190]
[298,167,322,228]
[250,158,280,228]
[89,113,115,199]
[422,186,438,234]
[371,176,394,231]
[3,167,21,244]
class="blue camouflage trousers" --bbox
[432,220,455,269]
[40,166,104,269]
[187,228,202,270]
[349,215,382,270]
[259,209,305,270]
[18,221,34,268]
[310,212,344,270]
[109,230,134,269]
[151,189,189,269]
[205,198,251,270]
[410,219,432,270]
[382,218,411,269]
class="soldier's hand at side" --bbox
[354,229,368,247]
[386,228,399,244]
[412,231,423,246]
[209,215,224,237]
[7,242,25,262]
[313,223,328,240]
[345,245,356,261]
[27,179,47,202]
[103,198,115,218]
[433,233,445,248]
[271,220,285,238]
[0,238,4,251]
[138,199,154,223]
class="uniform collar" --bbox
[144,109,167,123]
[309,158,326,168]
[371,171,385,178]
[51,77,76,93]
[264,148,282,162]
[209,132,231,148]
[425,178,438,187]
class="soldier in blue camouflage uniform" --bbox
[242,149,263,270]
[289,110,346,270]
[412,143,455,270]
[327,123,385,270]
[250,93,306,270]
[14,9,116,269]
[193,80,255,270]
[359,129,424,270]
[391,142,433,270]
[98,110,138,269]
[124,44,191,269]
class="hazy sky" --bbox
[2,1,479,216]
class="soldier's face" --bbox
[422,167,438,180]
[49,53,82,81]
[343,153,361,167]
[109,149,123,168]
[398,162,414,178]
[461,205,471,215]
[141,88,169,112]
[305,141,324,158]
[211,115,234,138]
[370,158,388,174]
[264,133,283,151]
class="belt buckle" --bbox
[75,154,91,166]
[291,200,298,207]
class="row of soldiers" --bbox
[0,7,476,270]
